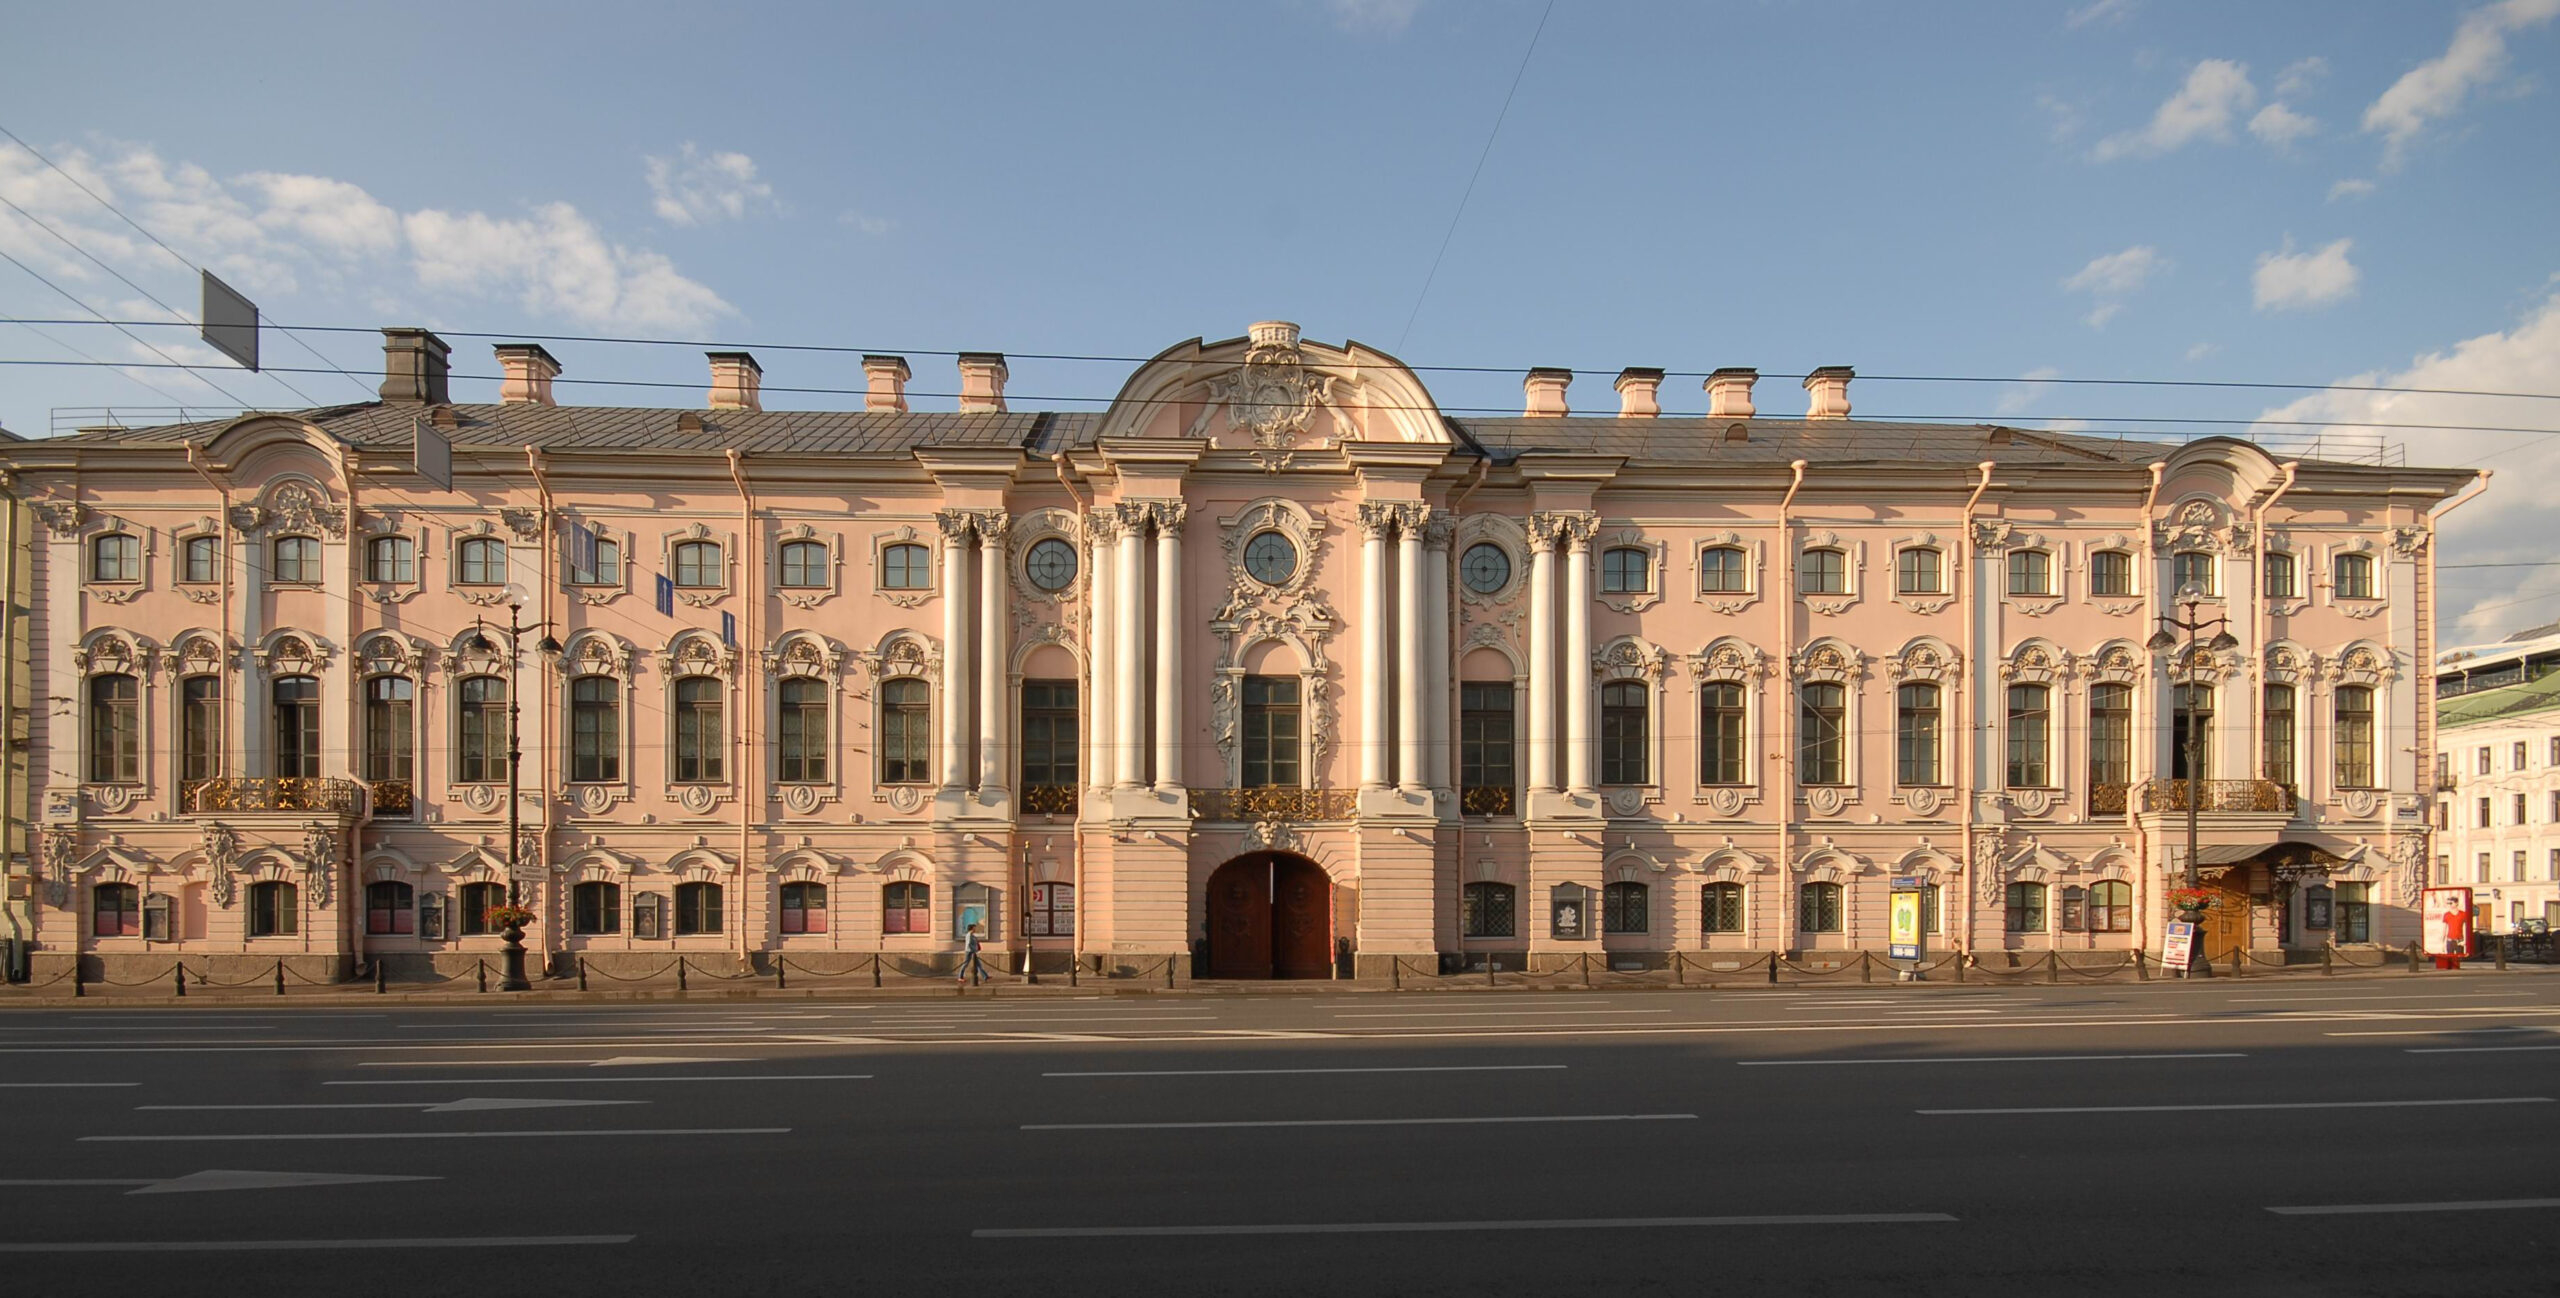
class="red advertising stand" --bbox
[2422,886,2474,970]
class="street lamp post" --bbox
[465,583,560,993]
[2146,583,2238,976]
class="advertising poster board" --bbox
[1888,876,1924,962]
[2422,886,2474,959]
[2162,920,2198,974]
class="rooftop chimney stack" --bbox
[493,344,561,406]
[1613,367,1664,418]
[1523,367,1572,418]
[957,353,1009,412]
[1705,367,1758,419]
[707,352,763,412]
[379,328,451,405]
[1802,365,1854,420]
[863,355,912,413]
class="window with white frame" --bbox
[1896,547,1943,595]
[2335,552,2375,600]
[2006,549,2052,597]
[2171,550,2215,596]
[1798,548,1847,596]
[90,533,140,583]
[1700,545,1748,594]
[2089,550,2134,597]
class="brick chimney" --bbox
[1705,367,1757,419]
[1522,368,1572,418]
[957,353,1009,412]
[379,328,451,404]
[1803,365,1854,420]
[493,344,561,406]
[708,352,763,412]
[863,355,911,413]
[1613,367,1663,418]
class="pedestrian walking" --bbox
[956,923,987,987]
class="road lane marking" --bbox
[1024,1114,1694,1131]
[0,1082,138,1088]
[327,1074,871,1086]
[354,1056,753,1068]
[1741,1053,2246,1067]
[974,1212,1956,1237]
[1920,1097,2551,1115]
[2228,992,2537,1003]
[2405,1045,2560,1054]
[81,1128,788,1143]
[0,1235,632,1252]
[139,1098,641,1113]
[2267,1198,2560,1216]
[2,1170,439,1195]
[1330,1010,1672,1019]
[1044,1065,1571,1078]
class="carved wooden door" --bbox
[2202,874,2252,963]
[1273,859,1333,980]
[1208,858,1273,980]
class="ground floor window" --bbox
[2089,880,2132,933]
[1027,881,1075,937]
[883,882,930,935]
[1798,882,1842,934]
[457,881,507,937]
[2336,882,2371,943]
[1701,882,1745,934]
[247,880,298,938]
[675,882,724,936]
[92,883,140,937]
[2005,882,2048,933]
[1602,881,1649,934]
[573,881,621,936]
[779,882,827,935]
[365,881,414,935]
[1462,881,1515,939]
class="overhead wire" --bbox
[1396,0,1556,351]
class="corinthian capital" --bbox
[1529,510,1598,550]
[1149,500,1188,536]
[935,509,976,542]
[1356,501,1401,539]
[971,509,1010,543]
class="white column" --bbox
[1396,512,1425,792]
[976,514,1008,794]
[1564,520,1595,797]
[1113,511,1145,790]
[1153,505,1183,792]
[1087,516,1115,791]
[1425,518,1453,792]
[1358,506,1390,790]
[937,512,971,790]
[1527,520,1556,794]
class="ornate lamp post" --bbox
[463,583,559,992]
[2146,582,2238,972]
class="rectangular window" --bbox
[1602,882,1649,934]
[2089,550,2133,597]
[2516,793,2530,825]
[1799,683,1846,786]
[1458,682,1516,816]
[2336,882,2371,943]
[365,677,414,786]
[1701,883,1745,934]
[2089,682,2132,796]
[366,535,415,583]
[1895,548,1942,595]
[2333,686,2375,790]
[181,534,219,584]
[2171,551,2215,596]
[1896,683,1941,786]
[1797,549,1846,595]
[2006,550,2051,597]
[673,678,725,783]
[1018,679,1077,800]
[1241,675,1302,788]
[456,677,508,784]
[271,536,320,584]
[2172,685,2212,782]
[87,675,140,783]
[570,677,622,783]
[883,882,930,935]
[779,882,826,935]
[2005,882,2048,933]
[2516,741,2530,770]
[2005,684,2050,788]
[1598,681,1648,785]
[1462,883,1516,939]
[2479,747,2492,775]
[878,678,930,784]
[674,883,723,936]
[2516,851,2530,883]
[1797,883,1842,933]
[573,882,621,936]
[2264,552,2297,599]
[777,678,831,784]
[2335,553,2374,600]
[570,536,623,586]
[2478,797,2492,829]
[2261,684,2296,789]
[271,676,321,778]
[2479,852,2492,882]
[1700,681,1747,785]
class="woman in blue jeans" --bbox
[956,924,988,986]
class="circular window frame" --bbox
[1460,541,1512,596]
[1023,536,1079,593]
[1243,530,1299,587]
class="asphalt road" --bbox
[2,974,2556,1296]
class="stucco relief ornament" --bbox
[266,482,346,540]
[1705,785,1748,818]
[2390,525,2429,557]
[301,821,337,907]
[1212,322,1334,471]
[34,497,88,540]
[40,828,76,908]
[202,821,239,908]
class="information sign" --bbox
[2162,920,2198,974]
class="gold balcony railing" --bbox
[182,777,365,816]
[1020,783,1078,814]
[1461,785,1518,817]
[2135,778,2296,814]
[369,780,415,818]
[2090,782,2130,816]
[1190,787,1358,823]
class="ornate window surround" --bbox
[1691,532,1763,615]
[1007,507,1086,606]
[1593,635,1668,815]
[1885,533,1955,615]
[1790,638,1868,816]
[870,522,938,608]
[83,517,148,600]
[1791,844,1871,944]
[768,524,843,610]
[73,628,157,811]
[2320,536,2385,617]
[2083,531,2144,616]
[1593,529,1666,614]
[765,630,848,816]
[857,629,940,815]
[446,520,513,604]
[170,518,222,603]
[1686,637,1768,816]
[1794,532,1864,616]
[436,628,511,815]
[659,630,737,813]
[2320,639,2395,819]
[1997,639,2066,815]
[660,522,734,607]
[358,514,423,605]
[563,517,634,606]
[1453,513,1525,608]
[557,631,638,817]
[356,632,427,814]
[1885,636,1961,815]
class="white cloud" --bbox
[2092,58,2257,160]
[2067,0,2134,28]
[2064,244,2169,294]
[2364,0,2560,165]
[837,209,895,236]
[238,172,402,257]
[643,143,776,227]
[405,203,730,329]
[2185,341,2218,361]
[1324,0,1423,34]
[2275,56,2330,97]
[2085,303,2123,329]
[2248,101,2319,146]
[1996,367,2062,416]
[2252,288,2560,639]
[2252,237,2360,311]
[2327,177,2377,200]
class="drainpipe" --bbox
[185,443,234,792]
[1053,452,1087,975]
[727,449,756,968]
[1957,461,1994,956]
[1775,461,1806,954]
[332,442,367,970]
[0,473,19,945]
[524,447,559,971]
[2135,461,2166,951]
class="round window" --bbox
[1460,542,1511,594]
[1025,536,1078,591]
[1243,531,1298,586]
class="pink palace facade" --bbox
[0,322,2479,981]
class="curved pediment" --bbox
[1092,321,1451,455]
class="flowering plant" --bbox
[483,904,538,930]
[2165,887,2216,913]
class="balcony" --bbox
[1190,787,1358,823]
[370,780,415,818]
[2135,779,2296,815]
[1020,783,1077,815]
[1461,785,1518,817]
[2090,782,2130,817]
[182,777,367,818]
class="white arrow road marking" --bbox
[139,1098,643,1114]
[0,1170,438,1195]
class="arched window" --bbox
[778,540,829,589]
[1700,681,1747,785]
[883,881,931,934]
[2172,550,2215,596]
[456,881,508,937]
[1700,546,1748,594]
[570,676,620,783]
[2090,550,2133,597]
[1799,683,1846,785]
[1896,682,1942,786]
[456,536,505,586]
[780,881,828,934]
[1600,547,1650,594]
[2006,549,2052,597]
[365,678,414,811]
[2264,551,2298,598]
[180,534,219,584]
[180,675,221,785]
[777,678,829,783]
[456,675,508,784]
[2006,684,2051,788]
[92,882,140,937]
[1461,881,1515,939]
[878,678,931,785]
[271,535,321,584]
[87,673,140,783]
[1701,882,1745,934]
[2334,685,2377,789]
[2334,552,2375,600]
[674,881,723,935]
[2004,881,2048,933]
[2171,684,2213,781]
[2089,682,2132,792]
[571,536,622,586]
[91,533,140,582]
[673,678,724,783]
[1240,675,1301,788]
[1895,547,1943,595]
[366,535,414,583]
[271,675,321,778]
[1602,880,1649,934]
[673,539,723,588]
[1798,548,1847,596]
[1797,882,1842,933]
[881,542,931,590]
[247,880,298,938]
[1598,681,1648,785]
[2088,880,2132,933]
[2262,684,2298,789]
[572,881,621,935]
[365,880,415,935]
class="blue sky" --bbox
[3,0,2555,639]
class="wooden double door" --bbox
[1206,854,1333,979]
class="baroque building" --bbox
[0,322,2477,981]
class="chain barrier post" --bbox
[2496,935,2510,971]
[2045,952,2060,984]
[2228,947,2242,978]
[173,963,186,997]
[1765,951,1777,986]
[2322,945,2334,977]
[375,960,387,994]
[71,960,83,998]
[1391,957,1401,991]
[1674,950,1685,986]
[274,959,285,996]
[2407,940,2421,974]
[577,957,589,992]
[1166,955,1175,989]
[677,958,689,992]
[777,957,788,991]
[1580,952,1591,988]
[873,954,884,988]
[1860,951,1873,985]
[477,959,488,994]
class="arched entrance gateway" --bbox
[1205,853,1333,979]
